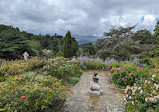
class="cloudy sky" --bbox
[0,0,159,36]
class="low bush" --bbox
[110,62,151,87]
[81,61,108,70]
[39,57,83,83]
[0,73,65,112]
[110,60,159,111]
[124,74,159,111]
[0,59,46,76]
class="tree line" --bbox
[81,21,159,60]
[0,24,79,60]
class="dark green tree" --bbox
[71,37,79,57]
[0,29,34,59]
[82,43,95,56]
[153,21,159,38]
[132,29,154,44]
[63,31,72,58]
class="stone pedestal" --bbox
[90,76,100,96]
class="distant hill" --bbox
[72,35,104,46]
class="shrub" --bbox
[39,57,82,83]
[124,74,159,111]
[110,62,151,87]
[0,74,65,112]
[0,59,46,76]
[82,61,107,70]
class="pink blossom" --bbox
[117,81,119,83]
[117,68,121,71]
[123,66,125,69]
[145,98,148,102]
[140,90,143,94]
[125,76,127,78]
[122,78,124,80]
[129,73,133,75]
[124,89,128,93]
[148,70,151,73]
[149,97,155,102]
[20,96,25,99]
[145,80,148,83]
[131,77,133,79]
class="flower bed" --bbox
[110,61,159,111]
[38,57,83,84]
[0,73,65,112]
[0,59,46,76]
[110,62,151,87]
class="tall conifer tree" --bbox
[63,31,72,58]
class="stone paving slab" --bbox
[61,70,126,112]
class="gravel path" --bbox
[61,70,126,112]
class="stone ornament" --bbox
[90,72,100,96]
[23,51,29,60]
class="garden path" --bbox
[61,70,126,112]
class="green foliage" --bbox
[125,102,136,112]
[63,31,72,58]
[110,62,151,87]
[68,77,80,85]
[71,38,79,57]
[96,26,155,60]
[0,59,46,76]
[81,61,107,70]
[63,31,79,58]
[42,49,54,58]
[110,59,159,112]
[82,43,96,56]
[125,75,159,112]
[132,29,155,44]
[0,76,7,82]
[28,39,43,56]
[153,21,159,39]
[0,74,65,112]
[39,57,82,83]
[0,28,34,59]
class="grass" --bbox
[68,73,82,85]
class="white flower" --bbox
[124,89,128,93]
[132,101,134,105]
[138,87,142,90]
[151,78,154,81]
[145,80,148,83]
[134,86,138,90]
[149,97,154,102]
[134,83,136,86]
[140,90,143,94]
[154,95,159,99]
[129,96,132,99]
[124,96,126,101]
[152,74,156,78]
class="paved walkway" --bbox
[61,70,126,112]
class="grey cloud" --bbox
[0,0,159,36]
